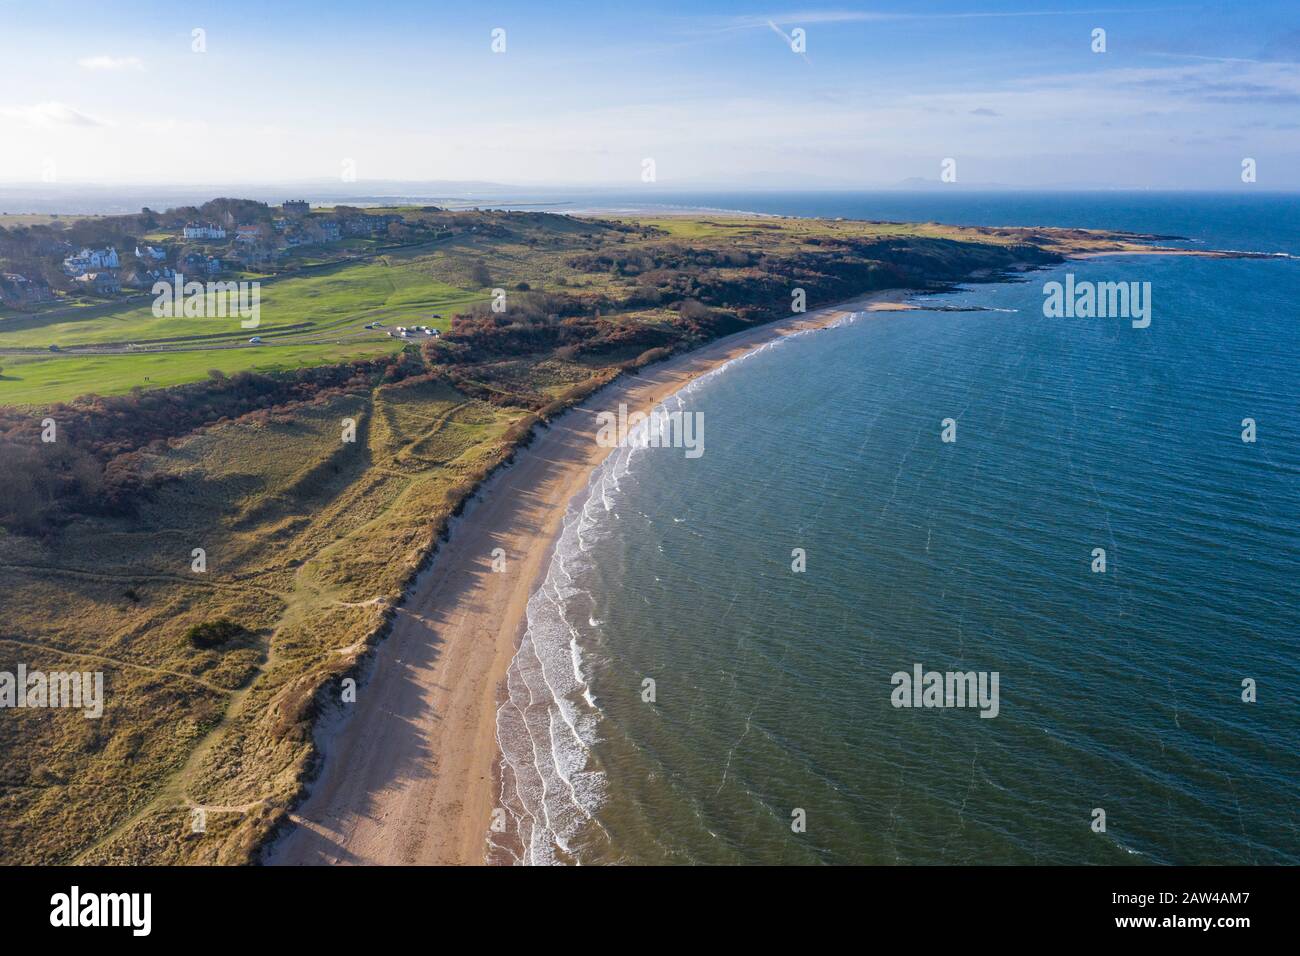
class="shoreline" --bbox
[263,288,902,865]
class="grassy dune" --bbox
[0,380,531,863]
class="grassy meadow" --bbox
[0,244,488,405]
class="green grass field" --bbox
[0,212,104,227]
[0,253,488,405]
[0,339,404,405]
[630,215,1021,244]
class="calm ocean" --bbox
[495,192,1300,865]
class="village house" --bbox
[124,265,176,289]
[286,219,347,247]
[181,253,222,275]
[62,246,120,276]
[135,245,168,262]
[341,214,400,236]
[76,271,121,294]
[0,273,54,308]
[233,245,277,268]
[182,222,227,240]
[234,224,262,243]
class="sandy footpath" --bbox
[264,290,900,866]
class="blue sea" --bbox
[493,192,1300,865]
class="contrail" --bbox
[766,19,810,63]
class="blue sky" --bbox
[2,0,1298,188]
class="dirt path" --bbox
[0,636,234,694]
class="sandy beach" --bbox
[264,289,902,866]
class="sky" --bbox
[1,0,1299,190]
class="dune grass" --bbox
[0,380,533,863]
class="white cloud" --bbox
[710,7,1169,33]
[0,101,109,127]
[137,118,210,135]
[78,55,144,71]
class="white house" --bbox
[62,246,120,276]
[182,222,227,240]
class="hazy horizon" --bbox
[4,0,1298,190]
[5,182,1296,221]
